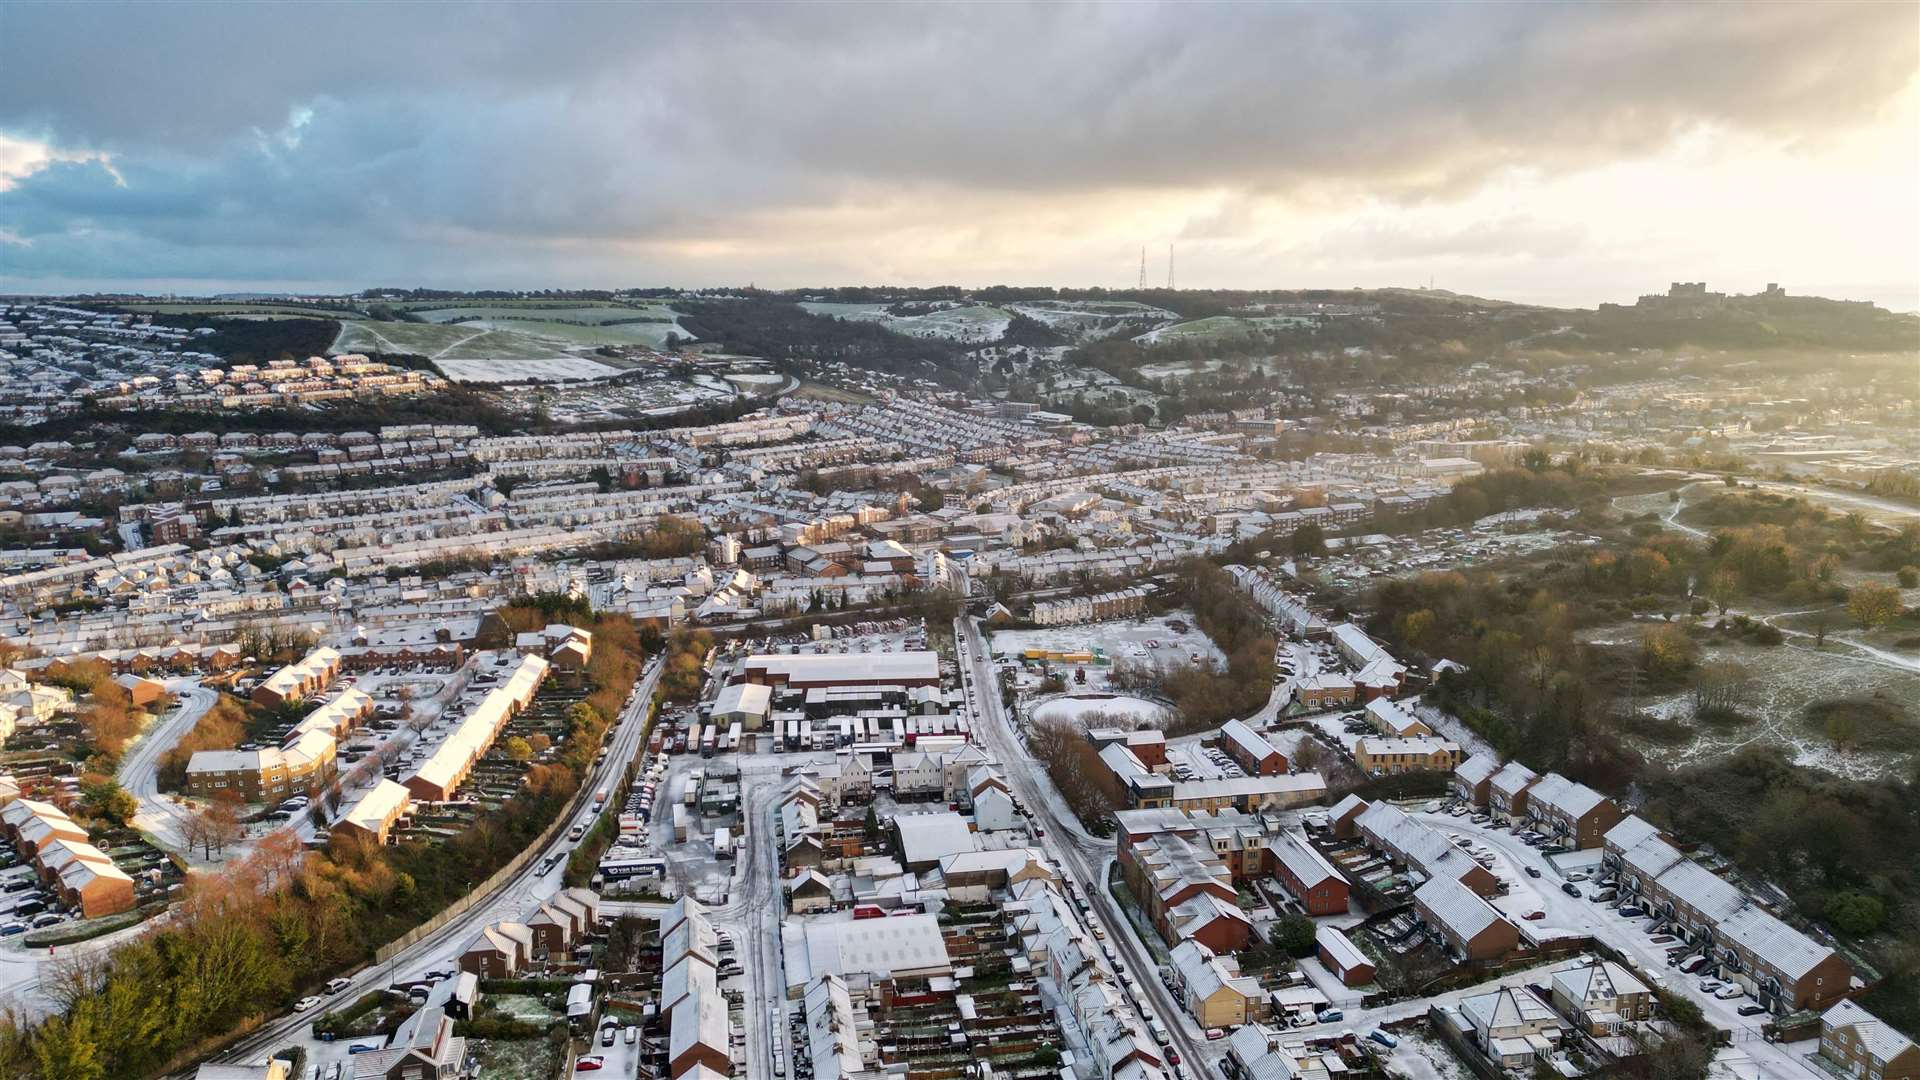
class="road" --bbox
[709,769,783,1080]
[205,654,665,1073]
[954,615,1218,1076]
[116,678,219,856]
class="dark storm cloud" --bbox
[0,1,1912,286]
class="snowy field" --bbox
[434,355,624,383]
[333,308,684,373]
[1032,694,1168,728]
[1631,632,1920,779]
[1136,358,1226,380]
[1006,300,1177,340]
[1133,314,1314,345]
[801,301,1012,342]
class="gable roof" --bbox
[1220,718,1281,764]
[1823,1001,1917,1065]
[1603,814,1661,852]
[1527,772,1609,819]
[1415,875,1509,942]
[1454,751,1500,787]
[1489,760,1538,796]
[1269,830,1345,891]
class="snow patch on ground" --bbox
[1032,694,1169,727]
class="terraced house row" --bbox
[1602,816,1853,1015]
[0,797,135,917]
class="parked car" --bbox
[1738,1005,1769,1017]
[348,1042,381,1054]
[1523,866,1541,878]
[1523,910,1546,921]
[625,1026,639,1045]
[601,1027,616,1047]
[1699,980,1724,993]
[1715,985,1745,1000]
[29,913,62,929]
[0,923,24,937]
[576,1057,605,1072]
[1368,1029,1398,1048]
[293,995,323,1012]
[1316,1008,1343,1023]
[1561,883,1582,898]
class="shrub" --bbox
[1271,914,1317,958]
[1827,891,1887,936]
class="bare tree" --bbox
[1691,661,1748,719]
[190,796,246,860]
[1029,719,1123,827]
[40,951,110,1013]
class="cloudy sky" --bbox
[2,2,1916,309]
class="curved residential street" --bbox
[116,678,219,857]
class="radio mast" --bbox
[1167,244,1175,290]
